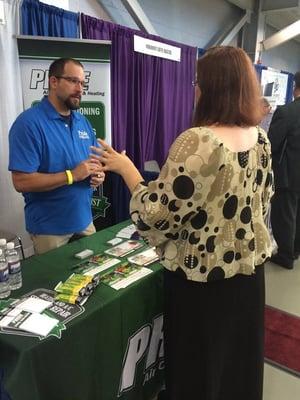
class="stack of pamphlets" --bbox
[72,253,121,276]
[101,262,153,290]
[105,240,144,258]
[127,247,159,266]
[116,224,137,239]
[0,297,59,337]
[69,241,159,291]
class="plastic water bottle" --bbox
[0,249,10,299]
[0,238,7,254]
[7,242,22,290]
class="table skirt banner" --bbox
[0,221,164,400]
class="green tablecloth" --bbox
[0,221,164,400]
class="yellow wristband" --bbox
[65,170,73,185]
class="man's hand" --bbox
[71,157,105,189]
[11,158,103,193]
[71,159,101,182]
[90,171,105,189]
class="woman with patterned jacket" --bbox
[92,46,274,400]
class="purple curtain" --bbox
[81,14,197,169]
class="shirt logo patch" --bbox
[78,130,90,139]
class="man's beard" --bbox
[64,95,81,110]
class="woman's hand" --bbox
[90,139,144,193]
[90,139,132,175]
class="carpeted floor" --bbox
[265,305,300,377]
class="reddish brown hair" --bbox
[193,46,262,127]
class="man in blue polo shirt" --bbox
[9,58,104,254]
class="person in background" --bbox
[268,71,300,269]
[91,46,273,400]
[259,97,274,247]
[259,97,272,132]
[8,58,104,255]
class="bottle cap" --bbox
[0,239,7,246]
[7,242,15,250]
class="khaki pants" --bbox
[30,222,96,255]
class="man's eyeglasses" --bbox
[192,80,198,87]
[56,76,85,87]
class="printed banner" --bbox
[17,37,112,220]
[261,69,289,109]
[19,59,111,143]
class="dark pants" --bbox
[271,189,300,262]
[163,267,265,400]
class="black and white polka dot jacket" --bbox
[130,126,274,282]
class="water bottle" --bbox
[7,242,22,290]
[0,249,10,299]
[0,238,7,254]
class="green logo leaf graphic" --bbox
[92,185,110,219]
[46,321,66,340]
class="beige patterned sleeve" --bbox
[129,127,223,247]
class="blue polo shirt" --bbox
[8,97,98,235]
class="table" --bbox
[0,221,164,400]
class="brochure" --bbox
[116,224,137,239]
[105,240,144,258]
[0,289,85,340]
[72,253,121,276]
[127,247,159,266]
[0,309,59,337]
[111,268,153,290]
[15,297,53,313]
[101,262,153,290]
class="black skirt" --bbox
[163,266,265,400]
